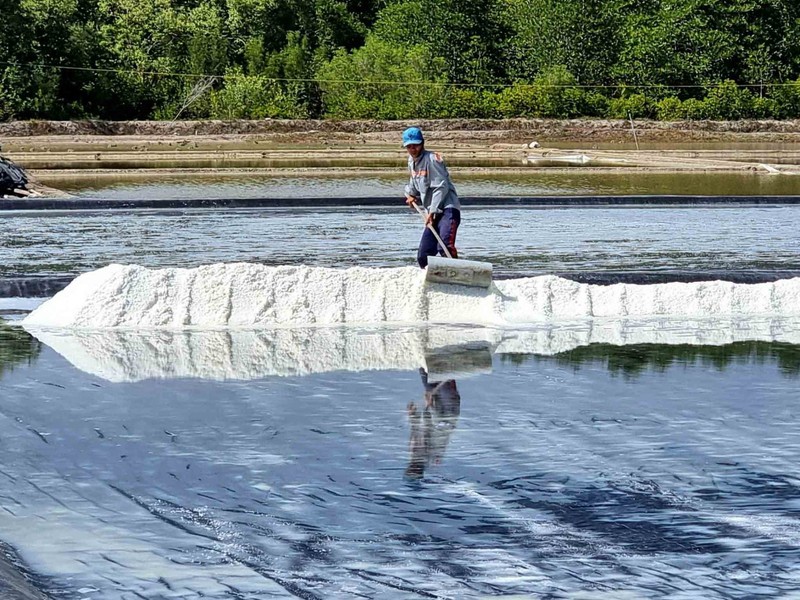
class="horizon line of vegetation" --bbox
[4,0,800,122]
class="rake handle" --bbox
[410,201,452,259]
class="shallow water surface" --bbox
[2,175,800,598]
[44,171,800,199]
[2,206,800,288]
[1,321,800,598]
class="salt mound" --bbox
[23,263,433,328]
[22,263,800,329]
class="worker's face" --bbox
[405,143,423,159]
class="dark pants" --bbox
[417,207,461,268]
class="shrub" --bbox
[209,68,307,119]
[702,80,754,120]
[496,83,538,118]
[496,66,589,118]
[607,93,653,119]
[679,98,707,120]
[750,96,778,119]
[582,91,610,117]
[427,87,499,118]
[769,79,800,119]
[532,65,584,118]
[655,96,683,120]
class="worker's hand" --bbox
[405,195,417,206]
[424,212,434,227]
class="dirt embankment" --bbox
[4,118,800,198]
[4,118,800,144]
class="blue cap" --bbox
[402,127,424,147]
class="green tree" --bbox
[372,0,508,84]
[613,0,800,93]
[730,0,800,86]
[3,0,800,120]
[263,31,322,117]
[501,0,621,86]
[613,0,736,89]
[0,0,99,118]
[95,0,187,117]
[317,36,447,118]
[225,0,283,57]
[156,1,230,118]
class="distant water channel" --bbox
[44,171,800,199]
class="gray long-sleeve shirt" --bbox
[404,150,460,214]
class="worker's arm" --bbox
[427,153,450,214]
[404,157,420,204]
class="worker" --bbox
[402,127,461,268]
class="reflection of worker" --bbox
[405,368,461,480]
[402,127,461,268]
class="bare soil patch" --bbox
[4,118,800,145]
[4,119,800,196]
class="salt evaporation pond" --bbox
[3,206,800,288]
[0,256,799,597]
[2,202,800,598]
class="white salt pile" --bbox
[22,263,800,329]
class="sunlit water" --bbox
[44,171,800,199]
[1,321,800,598]
[1,192,800,597]
[2,206,799,290]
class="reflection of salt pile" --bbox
[22,263,800,329]
[28,327,496,382]
[26,319,800,382]
[493,318,800,354]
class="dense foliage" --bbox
[2,0,800,120]
[0,322,41,377]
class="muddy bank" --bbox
[3,118,800,197]
[4,118,800,144]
